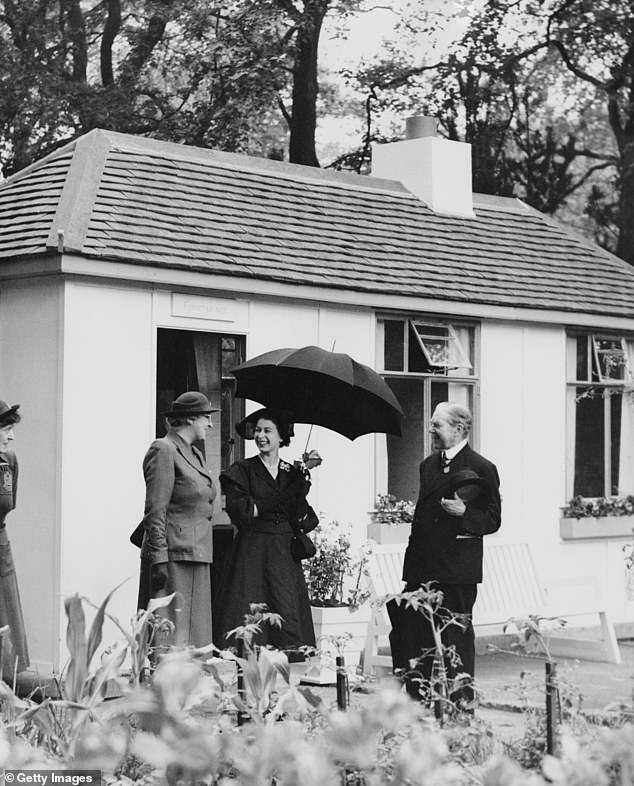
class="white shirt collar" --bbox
[444,439,468,460]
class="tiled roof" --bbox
[0,128,632,317]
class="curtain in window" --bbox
[193,335,221,468]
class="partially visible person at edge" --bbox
[0,400,29,674]
[214,408,322,657]
[136,391,217,648]
[388,401,501,708]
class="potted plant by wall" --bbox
[559,495,634,540]
[367,494,415,544]
[302,520,371,670]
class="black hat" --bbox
[162,392,218,417]
[236,407,295,441]
[443,469,490,502]
[0,401,20,424]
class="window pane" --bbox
[408,322,431,372]
[409,321,473,375]
[573,389,605,497]
[222,336,245,470]
[593,337,627,382]
[611,392,622,495]
[448,325,474,377]
[383,320,404,371]
[385,377,425,501]
[221,337,242,374]
[576,336,589,381]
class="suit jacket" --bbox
[139,431,216,564]
[220,456,317,534]
[402,444,501,585]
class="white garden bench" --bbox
[363,541,622,675]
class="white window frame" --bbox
[410,321,472,371]
[566,332,634,499]
[377,314,480,460]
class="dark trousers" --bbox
[388,583,477,703]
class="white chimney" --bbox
[371,116,475,218]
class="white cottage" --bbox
[1,122,633,673]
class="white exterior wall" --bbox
[58,281,154,667]
[3,274,632,669]
[54,286,378,667]
[480,321,633,628]
[0,279,63,673]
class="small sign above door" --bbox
[171,293,246,322]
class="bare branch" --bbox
[277,93,292,128]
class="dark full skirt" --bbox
[0,530,29,674]
[138,558,213,648]
[214,530,315,651]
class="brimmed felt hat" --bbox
[443,469,490,502]
[236,407,295,440]
[162,392,218,417]
[0,401,20,423]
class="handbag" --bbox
[130,522,145,548]
[290,530,317,561]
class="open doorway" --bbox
[156,328,245,568]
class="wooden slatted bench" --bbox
[363,541,622,675]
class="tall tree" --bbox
[0,0,190,175]
[271,0,361,166]
[523,0,634,263]
[0,0,361,176]
[351,0,621,253]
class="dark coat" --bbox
[214,456,317,649]
[0,451,17,525]
[402,444,501,586]
[221,456,317,534]
[139,431,216,565]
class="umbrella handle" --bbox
[303,424,314,456]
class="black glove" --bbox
[151,562,169,592]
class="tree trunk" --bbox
[288,1,328,166]
[101,0,122,87]
[615,135,634,265]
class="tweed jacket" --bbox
[139,431,216,565]
[402,443,501,586]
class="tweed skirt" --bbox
[138,558,213,649]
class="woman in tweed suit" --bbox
[137,391,217,648]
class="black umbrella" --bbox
[231,345,403,440]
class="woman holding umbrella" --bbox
[214,408,321,656]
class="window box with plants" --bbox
[367,494,415,544]
[302,521,371,670]
[559,495,634,540]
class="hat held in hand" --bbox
[443,469,490,502]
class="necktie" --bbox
[441,451,450,472]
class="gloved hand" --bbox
[151,561,170,592]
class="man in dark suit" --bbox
[389,401,501,706]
